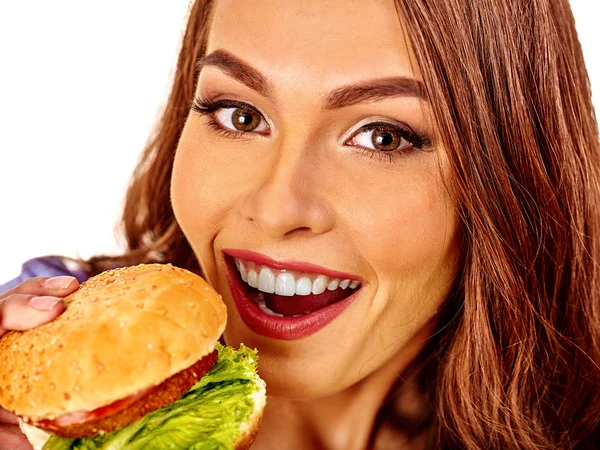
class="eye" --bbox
[348,124,412,152]
[214,106,268,133]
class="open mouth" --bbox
[223,252,364,340]
[245,284,357,317]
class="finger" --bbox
[0,276,79,300]
[0,423,33,450]
[0,407,18,426]
[0,294,65,337]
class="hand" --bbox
[0,406,32,450]
[0,276,78,337]
[0,276,79,449]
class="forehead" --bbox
[206,0,421,88]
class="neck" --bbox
[253,322,435,450]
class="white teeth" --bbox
[327,278,340,290]
[295,277,312,296]
[312,275,328,295]
[275,272,296,296]
[233,257,362,295]
[256,296,284,317]
[239,263,248,282]
[258,302,284,317]
[257,268,276,293]
[234,257,365,318]
[247,270,259,288]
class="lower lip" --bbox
[224,256,361,340]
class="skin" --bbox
[170,0,461,448]
[0,1,460,448]
[0,276,78,450]
[0,277,75,338]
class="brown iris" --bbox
[371,127,402,151]
[231,108,261,131]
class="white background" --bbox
[0,1,598,282]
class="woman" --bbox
[1,0,599,448]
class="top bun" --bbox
[0,264,227,420]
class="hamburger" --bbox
[0,264,266,450]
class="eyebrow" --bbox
[196,49,426,109]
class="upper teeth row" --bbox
[234,257,361,297]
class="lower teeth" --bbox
[250,290,304,318]
[257,299,284,317]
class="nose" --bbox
[240,140,334,239]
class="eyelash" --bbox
[191,97,432,163]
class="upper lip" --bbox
[222,248,364,282]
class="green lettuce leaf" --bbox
[43,344,261,450]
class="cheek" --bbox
[348,173,456,277]
[171,118,245,237]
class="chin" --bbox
[222,321,355,400]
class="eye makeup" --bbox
[191,94,433,163]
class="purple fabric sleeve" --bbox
[0,256,89,295]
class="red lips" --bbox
[223,253,362,340]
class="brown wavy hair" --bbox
[84,0,600,448]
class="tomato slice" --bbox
[37,386,153,428]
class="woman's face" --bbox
[172,0,459,398]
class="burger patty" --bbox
[34,349,218,438]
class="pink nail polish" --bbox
[29,296,62,311]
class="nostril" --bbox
[283,227,313,238]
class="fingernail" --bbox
[44,276,76,290]
[29,296,63,311]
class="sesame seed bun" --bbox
[0,263,227,422]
